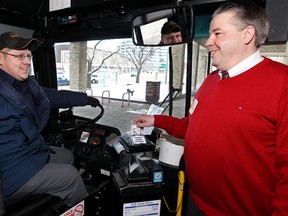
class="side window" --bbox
[55,39,173,133]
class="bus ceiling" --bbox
[0,0,216,42]
[0,0,286,44]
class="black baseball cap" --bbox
[0,32,39,51]
[161,21,182,35]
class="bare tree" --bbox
[125,44,158,83]
[86,40,119,88]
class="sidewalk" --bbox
[60,79,190,134]
[86,82,173,102]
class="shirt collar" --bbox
[0,68,15,86]
[0,68,29,93]
[218,50,263,79]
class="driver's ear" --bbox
[0,53,4,64]
[161,35,165,43]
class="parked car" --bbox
[57,76,70,86]
[90,69,118,85]
[57,69,70,85]
[130,72,137,77]
[57,69,69,78]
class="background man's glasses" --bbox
[0,51,32,60]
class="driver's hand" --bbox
[87,96,100,107]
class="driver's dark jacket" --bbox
[0,71,88,199]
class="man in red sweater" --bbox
[134,1,288,216]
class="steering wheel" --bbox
[57,103,105,132]
[43,102,105,148]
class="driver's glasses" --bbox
[0,51,32,60]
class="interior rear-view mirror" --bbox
[131,6,194,46]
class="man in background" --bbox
[159,21,182,45]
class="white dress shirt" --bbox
[218,50,264,79]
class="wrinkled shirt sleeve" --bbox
[154,114,189,139]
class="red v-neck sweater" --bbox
[154,57,288,215]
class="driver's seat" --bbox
[0,177,67,216]
[3,195,67,216]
